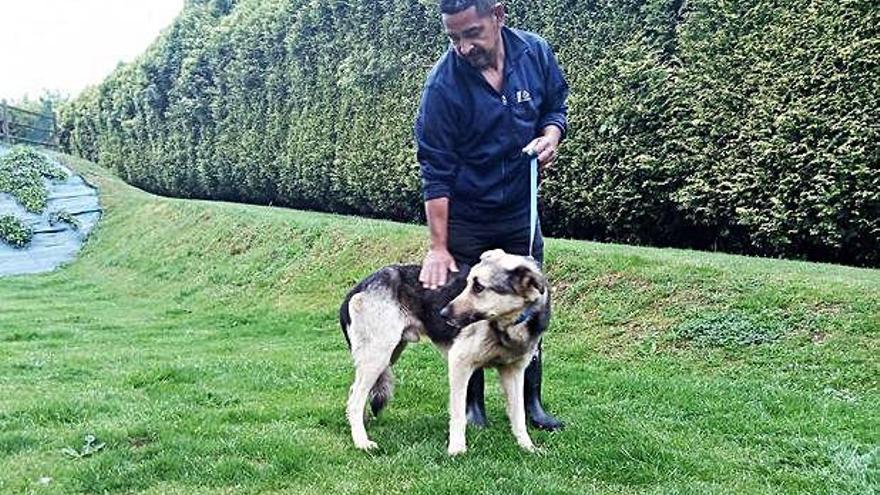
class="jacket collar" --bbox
[502,26,530,66]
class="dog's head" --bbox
[440,249,547,327]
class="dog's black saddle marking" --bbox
[340,265,467,346]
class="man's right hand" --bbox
[419,248,459,289]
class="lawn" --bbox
[0,153,877,494]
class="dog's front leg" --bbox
[447,350,475,456]
[499,363,535,452]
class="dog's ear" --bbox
[480,249,507,262]
[509,264,545,296]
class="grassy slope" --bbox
[0,153,877,495]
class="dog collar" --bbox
[513,303,540,325]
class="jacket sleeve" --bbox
[415,84,461,201]
[537,40,569,140]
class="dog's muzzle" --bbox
[439,305,451,320]
[439,304,456,326]
[440,304,484,328]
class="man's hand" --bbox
[523,126,562,169]
[419,247,459,289]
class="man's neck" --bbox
[495,37,504,72]
[486,35,505,72]
[479,33,505,92]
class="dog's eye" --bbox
[472,280,484,294]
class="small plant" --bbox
[0,145,68,213]
[49,210,80,230]
[0,215,33,248]
[61,434,106,459]
[671,310,787,347]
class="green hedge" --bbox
[59,0,879,266]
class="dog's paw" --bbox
[518,440,537,453]
[355,439,378,451]
[447,443,467,456]
[524,445,546,456]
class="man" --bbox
[415,0,568,430]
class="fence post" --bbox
[0,100,9,144]
[48,101,59,149]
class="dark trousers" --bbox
[448,214,543,269]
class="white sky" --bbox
[0,0,183,102]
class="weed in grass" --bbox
[670,310,788,347]
[61,434,106,459]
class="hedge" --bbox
[59,0,880,266]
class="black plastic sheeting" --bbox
[0,145,102,276]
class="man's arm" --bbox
[537,39,569,141]
[415,83,461,288]
[524,39,569,168]
[420,197,458,289]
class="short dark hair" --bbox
[439,0,496,16]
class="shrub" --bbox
[49,210,80,231]
[0,145,68,213]
[0,215,33,248]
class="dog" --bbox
[340,249,550,455]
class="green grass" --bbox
[0,153,877,494]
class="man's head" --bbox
[440,1,505,70]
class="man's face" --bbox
[442,4,504,70]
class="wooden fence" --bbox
[0,100,58,148]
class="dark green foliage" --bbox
[667,0,880,264]
[59,0,880,265]
[0,215,33,248]
[0,145,67,212]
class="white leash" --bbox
[528,155,538,258]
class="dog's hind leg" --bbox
[348,357,389,450]
[499,363,536,452]
[368,338,411,417]
[345,291,409,451]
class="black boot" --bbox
[525,343,564,430]
[465,368,488,427]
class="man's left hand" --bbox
[523,127,561,169]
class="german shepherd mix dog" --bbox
[340,249,550,455]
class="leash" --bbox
[528,154,538,258]
[507,152,540,327]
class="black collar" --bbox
[513,302,541,325]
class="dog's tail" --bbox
[369,367,394,416]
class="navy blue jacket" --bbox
[415,27,568,221]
